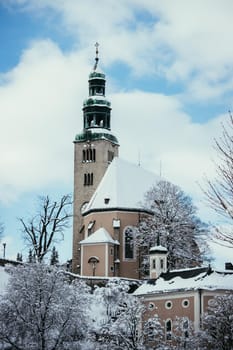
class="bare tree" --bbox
[19,194,72,262]
[203,113,233,247]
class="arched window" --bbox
[90,149,93,161]
[87,173,91,185]
[124,226,135,259]
[90,173,93,185]
[165,319,172,340]
[93,149,96,162]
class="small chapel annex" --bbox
[72,45,159,279]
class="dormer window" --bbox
[104,198,110,204]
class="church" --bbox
[72,45,160,279]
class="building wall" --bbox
[72,139,119,272]
[81,243,116,277]
[143,291,196,327]
[82,210,146,279]
[140,288,232,343]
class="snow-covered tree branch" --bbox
[0,264,90,350]
[202,113,233,247]
[136,181,209,273]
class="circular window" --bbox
[165,300,173,309]
[148,302,155,310]
[182,299,190,308]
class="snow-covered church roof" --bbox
[134,267,233,296]
[84,157,160,214]
[80,227,119,245]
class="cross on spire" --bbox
[93,42,99,71]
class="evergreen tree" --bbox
[16,253,23,262]
[50,246,59,265]
[28,249,36,263]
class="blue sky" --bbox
[0,0,233,265]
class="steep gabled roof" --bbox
[80,227,119,245]
[84,157,160,214]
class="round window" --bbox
[165,300,173,309]
[148,302,155,310]
[182,299,190,308]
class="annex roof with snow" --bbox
[80,227,119,245]
[150,245,168,254]
[83,157,160,214]
[134,266,233,296]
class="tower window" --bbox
[84,173,94,186]
[82,148,96,163]
[82,150,86,162]
[108,151,114,162]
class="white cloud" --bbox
[0,36,228,212]
[7,0,233,101]
[0,39,89,203]
[111,91,226,200]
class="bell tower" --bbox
[72,44,119,273]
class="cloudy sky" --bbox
[0,0,232,265]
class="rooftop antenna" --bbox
[138,149,141,167]
[93,42,99,71]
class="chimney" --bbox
[225,262,233,270]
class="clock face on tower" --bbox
[80,202,89,214]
